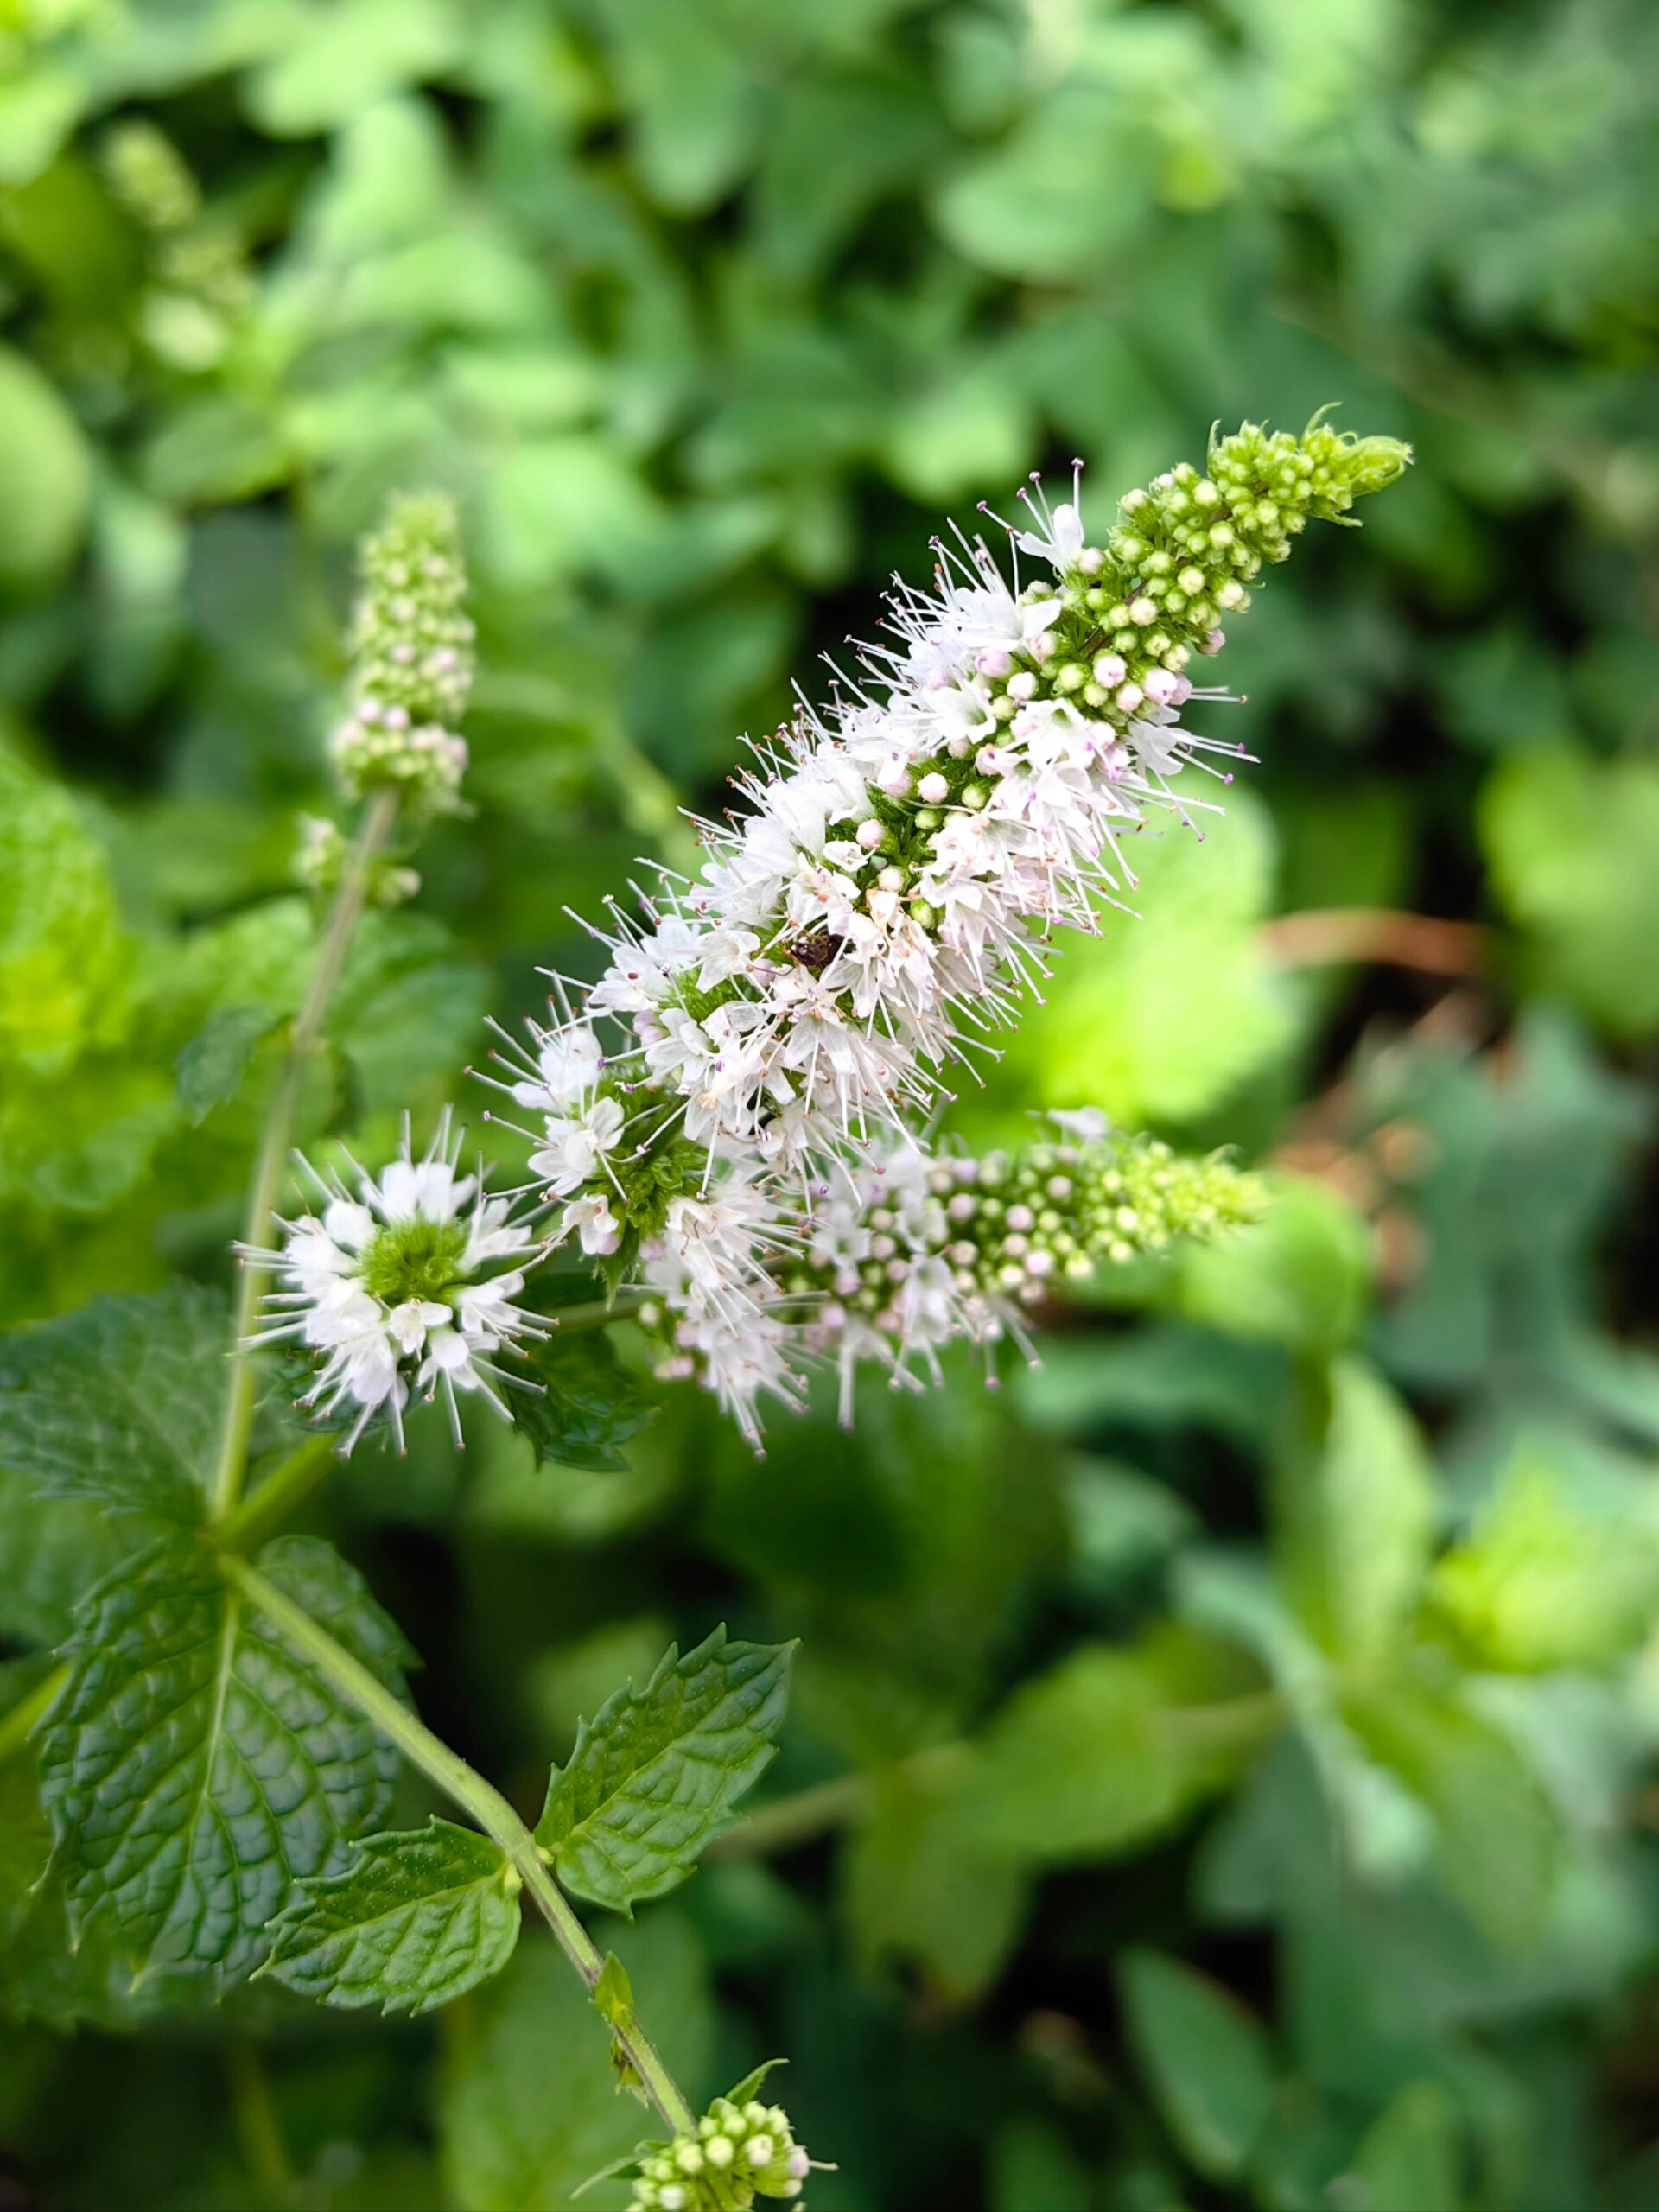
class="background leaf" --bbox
[1118,1948,1274,2182]
[440,1916,713,2212]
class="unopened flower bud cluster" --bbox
[293,814,420,907]
[330,493,475,813]
[101,119,200,232]
[627,2093,817,2209]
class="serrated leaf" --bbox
[263,1820,521,2016]
[174,1003,279,1123]
[512,1332,657,1472]
[0,1283,233,1521]
[38,1534,410,1986]
[535,1627,792,1912]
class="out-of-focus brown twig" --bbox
[1262,906,1488,979]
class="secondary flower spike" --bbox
[330,491,475,813]
[242,1115,545,1450]
[638,1121,1267,1431]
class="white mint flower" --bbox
[244,1115,544,1450]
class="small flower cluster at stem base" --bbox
[636,1117,1267,1433]
[242,1115,544,1451]
[329,492,475,815]
[624,2091,821,2209]
[493,414,1406,1435]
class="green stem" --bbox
[226,2042,294,2204]
[0,1661,69,1768]
[217,1433,340,1554]
[220,1556,697,2140]
[704,1770,872,1859]
[709,1697,1287,1859]
[547,1297,650,1332]
[209,786,400,1522]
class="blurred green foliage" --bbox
[3,0,1659,2207]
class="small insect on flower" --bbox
[243,1113,548,1450]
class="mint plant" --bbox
[0,419,1406,2202]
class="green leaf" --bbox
[962,1628,1262,1866]
[535,1627,792,1912]
[174,1004,279,1124]
[1480,742,1659,1037]
[38,1535,410,1985]
[1174,1175,1375,1355]
[842,1762,1027,2001]
[1344,2081,1466,2212]
[441,1916,713,2212]
[0,1284,232,1521]
[1274,1357,1438,1668]
[511,1332,656,1472]
[986,784,1294,1131]
[1118,1948,1274,2182]
[0,343,92,586]
[243,0,466,137]
[262,1820,522,2016]
[1342,1683,1559,1950]
[1430,1448,1659,1670]
[0,1471,159,1647]
[0,751,128,1079]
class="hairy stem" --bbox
[221,1555,697,2139]
[210,786,400,1522]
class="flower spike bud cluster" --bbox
[621,2088,823,2209]
[496,415,1406,1435]
[293,813,421,906]
[242,1114,545,1451]
[639,1119,1266,1429]
[330,492,475,814]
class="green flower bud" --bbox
[331,492,475,814]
